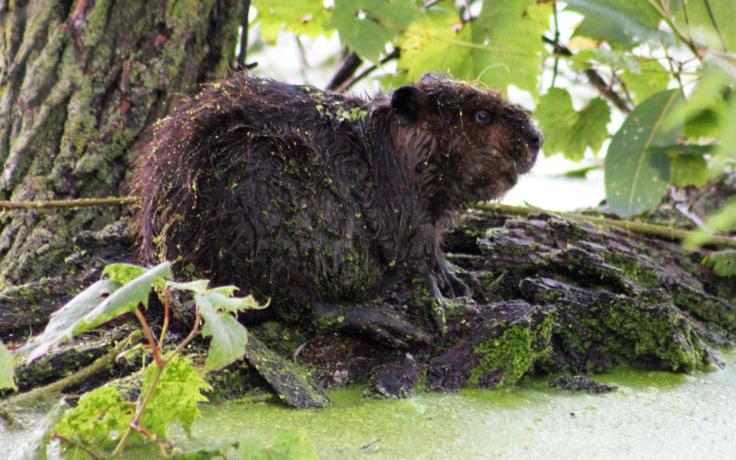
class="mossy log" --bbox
[2,206,733,404]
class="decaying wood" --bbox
[3,205,732,404]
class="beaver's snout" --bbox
[515,122,542,174]
[526,125,543,153]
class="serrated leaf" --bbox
[536,88,610,161]
[102,263,146,285]
[703,250,736,277]
[567,0,670,48]
[167,279,210,294]
[206,292,268,313]
[197,295,249,372]
[18,262,172,363]
[254,0,333,42]
[397,1,549,97]
[142,356,210,437]
[0,340,17,391]
[329,0,419,61]
[670,154,709,188]
[621,59,670,103]
[605,90,683,217]
[54,386,134,450]
[18,279,121,363]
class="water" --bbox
[161,351,736,459]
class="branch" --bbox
[542,36,633,113]
[326,52,363,91]
[0,196,136,210]
[471,203,736,249]
[336,48,400,93]
[237,0,251,68]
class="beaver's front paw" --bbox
[425,273,479,333]
[435,255,473,298]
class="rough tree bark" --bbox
[0,0,244,285]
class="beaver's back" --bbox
[133,75,399,304]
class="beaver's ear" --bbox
[391,85,425,123]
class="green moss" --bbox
[601,302,709,372]
[469,318,552,388]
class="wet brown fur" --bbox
[132,73,540,321]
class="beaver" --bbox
[132,73,541,343]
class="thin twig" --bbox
[164,307,202,364]
[645,0,703,59]
[336,48,400,93]
[0,196,136,210]
[551,0,560,88]
[703,0,728,52]
[471,203,736,249]
[542,36,633,113]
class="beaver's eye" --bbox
[474,110,491,125]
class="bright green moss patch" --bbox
[469,318,552,388]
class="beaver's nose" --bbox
[527,127,543,153]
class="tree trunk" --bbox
[0,0,243,285]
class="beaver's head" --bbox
[387,74,541,217]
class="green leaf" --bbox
[18,279,121,363]
[254,0,333,42]
[472,0,549,97]
[0,340,17,391]
[684,197,736,250]
[167,279,210,294]
[397,1,550,97]
[703,250,736,277]
[666,63,730,139]
[329,0,419,61]
[620,59,670,103]
[102,263,146,285]
[535,88,610,161]
[197,295,249,372]
[669,154,709,188]
[73,262,173,333]
[241,429,319,460]
[674,0,736,52]
[142,356,210,438]
[567,0,670,48]
[55,386,135,450]
[18,262,172,363]
[605,90,683,217]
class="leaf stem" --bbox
[134,307,162,366]
[164,307,202,365]
[112,363,164,456]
